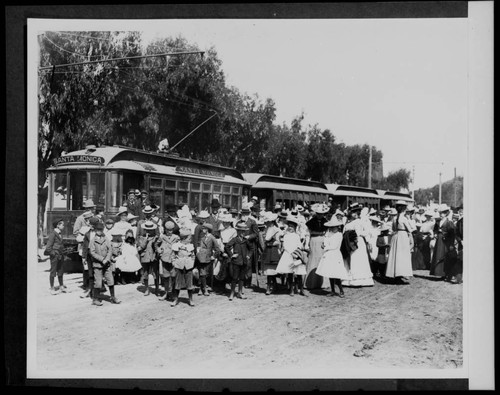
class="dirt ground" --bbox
[33,255,463,376]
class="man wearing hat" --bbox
[137,205,160,237]
[206,199,223,239]
[45,219,66,295]
[73,199,96,236]
[164,203,181,236]
[273,203,282,214]
[89,221,121,305]
[239,204,260,288]
[123,189,142,217]
[430,204,456,281]
[80,216,101,298]
[138,190,151,219]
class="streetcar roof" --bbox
[376,189,414,202]
[325,184,380,199]
[47,145,247,181]
[243,173,328,191]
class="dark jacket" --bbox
[45,230,64,257]
[196,233,222,263]
[224,236,251,266]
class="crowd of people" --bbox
[44,189,464,307]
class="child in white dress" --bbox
[316,217,348,297]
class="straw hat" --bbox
[197,210,210,219]
[82,199,96,208]
[142,220,157,230]
[349,202,362,212]
[116,206,128,216]
[264,212,278,222]
[286,216,300,226]
[324,218,343,228]
[127,213,139,222]
[142,205,154,214]
[395,200,408,206]
[311,203,329,214]
[438,203,451,213]
[369,216,383,224]
[235,221,249,231]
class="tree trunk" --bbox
[38,189,48,249]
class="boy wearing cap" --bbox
[195,222,222,296]
[156,222,180,301]
[45,219,66,295]
[224,221,251,300]
[137,205,160,237]
[89,221,121,305]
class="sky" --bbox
[141,18,468,190]
[35,17,469,190]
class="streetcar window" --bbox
[231,195,239,209]
[89,172,105,207]
[232,186,240,194]
[164,190,175,208]
[150,190,162,208]
[201,193,211,210]
[203,183,211,192]
[190,193,201,210]
[178,191,188,206]
[150,178,162,189]
[122,172,144,203]
[191,182,201,192]
[108,172,120,208]
[165,179,176,190]
[52,172,68,210]
[69,171,87,210]
[213,184,222,193]
[179,181,189,191]
[223,185,231,194]
[222,194,231,207]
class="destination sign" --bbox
[53,155,105,166]
[176,166,224,179]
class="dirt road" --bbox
[33,258,463,375]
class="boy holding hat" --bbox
[137,220,160,296]
[164,203,181,236]
[73,199,96,236]
[89,221,121,305]
[45,219,66,295]
[224,221,252,300]
[171,228,196,307]
[156,221,180,301]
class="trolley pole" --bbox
[368,145,372,189]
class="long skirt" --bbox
[342,237,374,286]
[385,231,413,278]
[304,236,329,289]
[262,245,280,276]
[420,236,432,270]
[316,249,349,280]
[430,234,446,277]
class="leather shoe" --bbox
[110,297,121,304]
[92,299,103,306]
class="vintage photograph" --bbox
[19,2,493,391]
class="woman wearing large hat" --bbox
[304,203,330,290]
[384,200,413,284]
[341,202,374,287]
[430,203,456,281]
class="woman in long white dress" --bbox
[342,203,374,287]
[316,217,349,297]
[385,200,413,284]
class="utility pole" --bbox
[438,171,442,205]
[412,165,415,201]
[454,167,457,208]
[368,145,372,188]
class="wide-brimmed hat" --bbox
[127,213,139,222]
[134,189,141,196]
[369,216,383,224]
[395,200,408,206]
[197,210,210,219]
[264,212,278,222]
[251,196,259,202]
[220,214,233,223]
[286,216,300,226]
[349,202,362,212]
[82,199,96,208]
[179,228,191,238]
[110,227,123,237]
[324,218,343,228]
[368,208,377,216]
[424,210,434,217]
[210,199,221,208]
[201,222,213,230]
[83,211,93,219]
[235,221,249,231]
[105,218,115,225]
[382,205,391,211]
[142,220,157,230]
[274,203,282,211]
[116,206,128,216]
[296,205,304,212]
[278,211,288,219]
[438,203,450,213]
[150,204,159,212]
[334,209,345,217]
[311,203,329,214]
[240,203,252,214]
[142,205,154,214]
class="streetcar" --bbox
[376,189,414,208]
[44,144,251,246]
[242,173,330,211]
[325,184,381,211]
